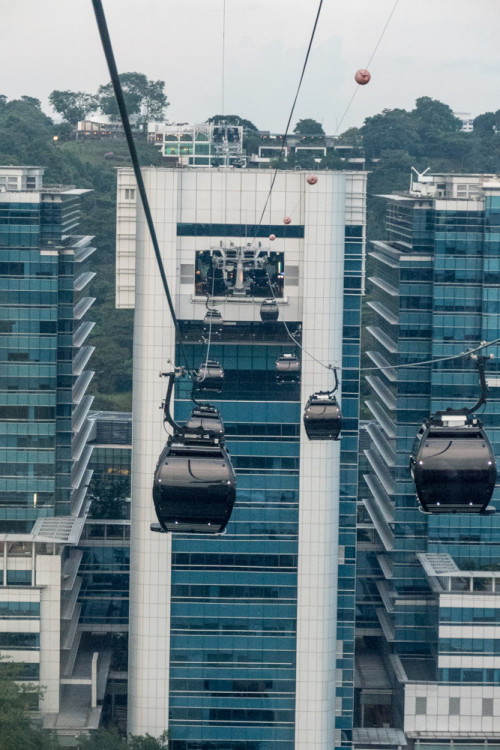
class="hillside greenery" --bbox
[2,94,500,410]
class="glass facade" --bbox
[0,175,96,532]
[165,226,363,750]
[362,176,500,738]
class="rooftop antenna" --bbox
[410,166,431,191]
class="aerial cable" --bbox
[250,0,324,244]
[264,268,338,374]
[361,338,500,373]
[335,0,400,135]
[266,253,500,377]
[221,0,226,115]
[202,271,217,374]
[91,0,192,378]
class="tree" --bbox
[207,114,258,131]
[98,73,168,124]
[20,96,41,109]
[411,96,461,153]
[293,118,325,137]
[88,474,130,520]
[338,126,362,146]
[49,90,99,126]
[473,112,497,137]
[362,108,420,159]
[0,659,60,750]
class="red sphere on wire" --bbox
[283,217,292,225]
[355,68,371,85]
[269,234,276,241]
[307,175,318,186]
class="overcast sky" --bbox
[2,0,499,133]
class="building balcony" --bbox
[72,370,94,405]
[73,321,95,348]
[366,327,398,357]
[73,346,95,377]
[71,444,93,490]
[367,300,399,326]
[73,296,96,320]
[366,399,396,438]
[72,418,94,462]
[363,473,394,524]
[363,495,394,552]
[74,271,96,292]
[72,395,94,434]
[366,351,397,383]
[366,375,397,410]
[366,422,396,466]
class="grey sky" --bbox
[2,1,499,132]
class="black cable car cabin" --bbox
[196,359,224,393]
[184,404,225,441]
[410,355,497,514]
[410,414,496,514]
[276,354,300,385]
[303,369,342,441]
[304,393,342,440]
[260,298,279,322]
[202,308,223,340]
[152,373,236,534]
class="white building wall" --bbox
[405,682,500,737]
[126,169,178,735]
[37,554,62,712]
[295,175,345,749]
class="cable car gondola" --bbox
[196,359,224,393]
[260,298,279,322]
[202,308,223,341]
[152,372,236,534]
[276,353,300,385]
[410,355,497,514]
[303,370,342,440]
[184,404,225,441]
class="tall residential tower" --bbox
[361,172,500,746]
[0,166,103,737]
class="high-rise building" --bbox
[0,165,104,738]
[116,167,366,750]
[360,172,500,745]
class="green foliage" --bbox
[293,118,325,137]
[98,73,169,124]
[207,114,258,131]
[77,728,168,749]
[473,111,498,137]
[49,90,99,126]
[89,474,130,520]
[338,126,362,146]
[361,108,419,159]
[411,96,461,154]
[0,659,60,750]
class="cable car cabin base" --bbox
[303,393,342,440]
[275,354,300,385]
[153,437,236,535]
[410,413,497,515]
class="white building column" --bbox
[295,174,345,749]
[127,169,178,736]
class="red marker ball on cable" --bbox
[269,234,276,241]
[355,69,371,85]
[283,217,292,225]
[307,175,318,185]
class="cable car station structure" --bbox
[116,166,366,749]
